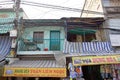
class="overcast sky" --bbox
[0,0,85,19]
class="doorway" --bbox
[82,65,102,80]
[50,31,60,51]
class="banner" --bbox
[4,67,66,77]
[72,55,120,66]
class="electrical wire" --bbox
[0,0,119,31]
[21,1,103,15]
[0,0,103,15]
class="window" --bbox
[33,32,44,43]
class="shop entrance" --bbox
[82,65,102,80]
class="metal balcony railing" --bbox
[18,39,64,51]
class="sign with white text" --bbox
[72,55,120,66]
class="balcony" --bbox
[17,39,64,55]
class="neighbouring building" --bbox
[62,17,115,80]
[101,0,120,51]
[67,0,120,80]
[0,8,27,80]
[81,0,104,17]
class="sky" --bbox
[0,0,85,19]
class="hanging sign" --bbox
[10,30,17,37]
[4,67,66,77]
[72,55,120,66]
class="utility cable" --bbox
[0,0,103,15]
[21,1,103,15]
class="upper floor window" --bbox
[33,32,44,43]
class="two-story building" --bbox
[4,19,66,80]
[0,8,27,80]
[4,16,119,80]
[69,0,120,80]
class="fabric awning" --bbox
[68,28,96,35]
[4,60,66,77]
[63,39,114,56]
[0,36,12,61]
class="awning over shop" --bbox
[4,60,66,77]
[63,39,114,55]
[0,36,12,62]
[72,55,120,66]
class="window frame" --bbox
[33,31,44,43]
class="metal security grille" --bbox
[33,32,44,43]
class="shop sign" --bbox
[4,67,66,77]
[72,55,120,66]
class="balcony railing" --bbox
[18,39,64,51]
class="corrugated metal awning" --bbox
[6,60,66,68]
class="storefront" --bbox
[3,59,67,80]
[67,55,120,80]
[0,61,7,80]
